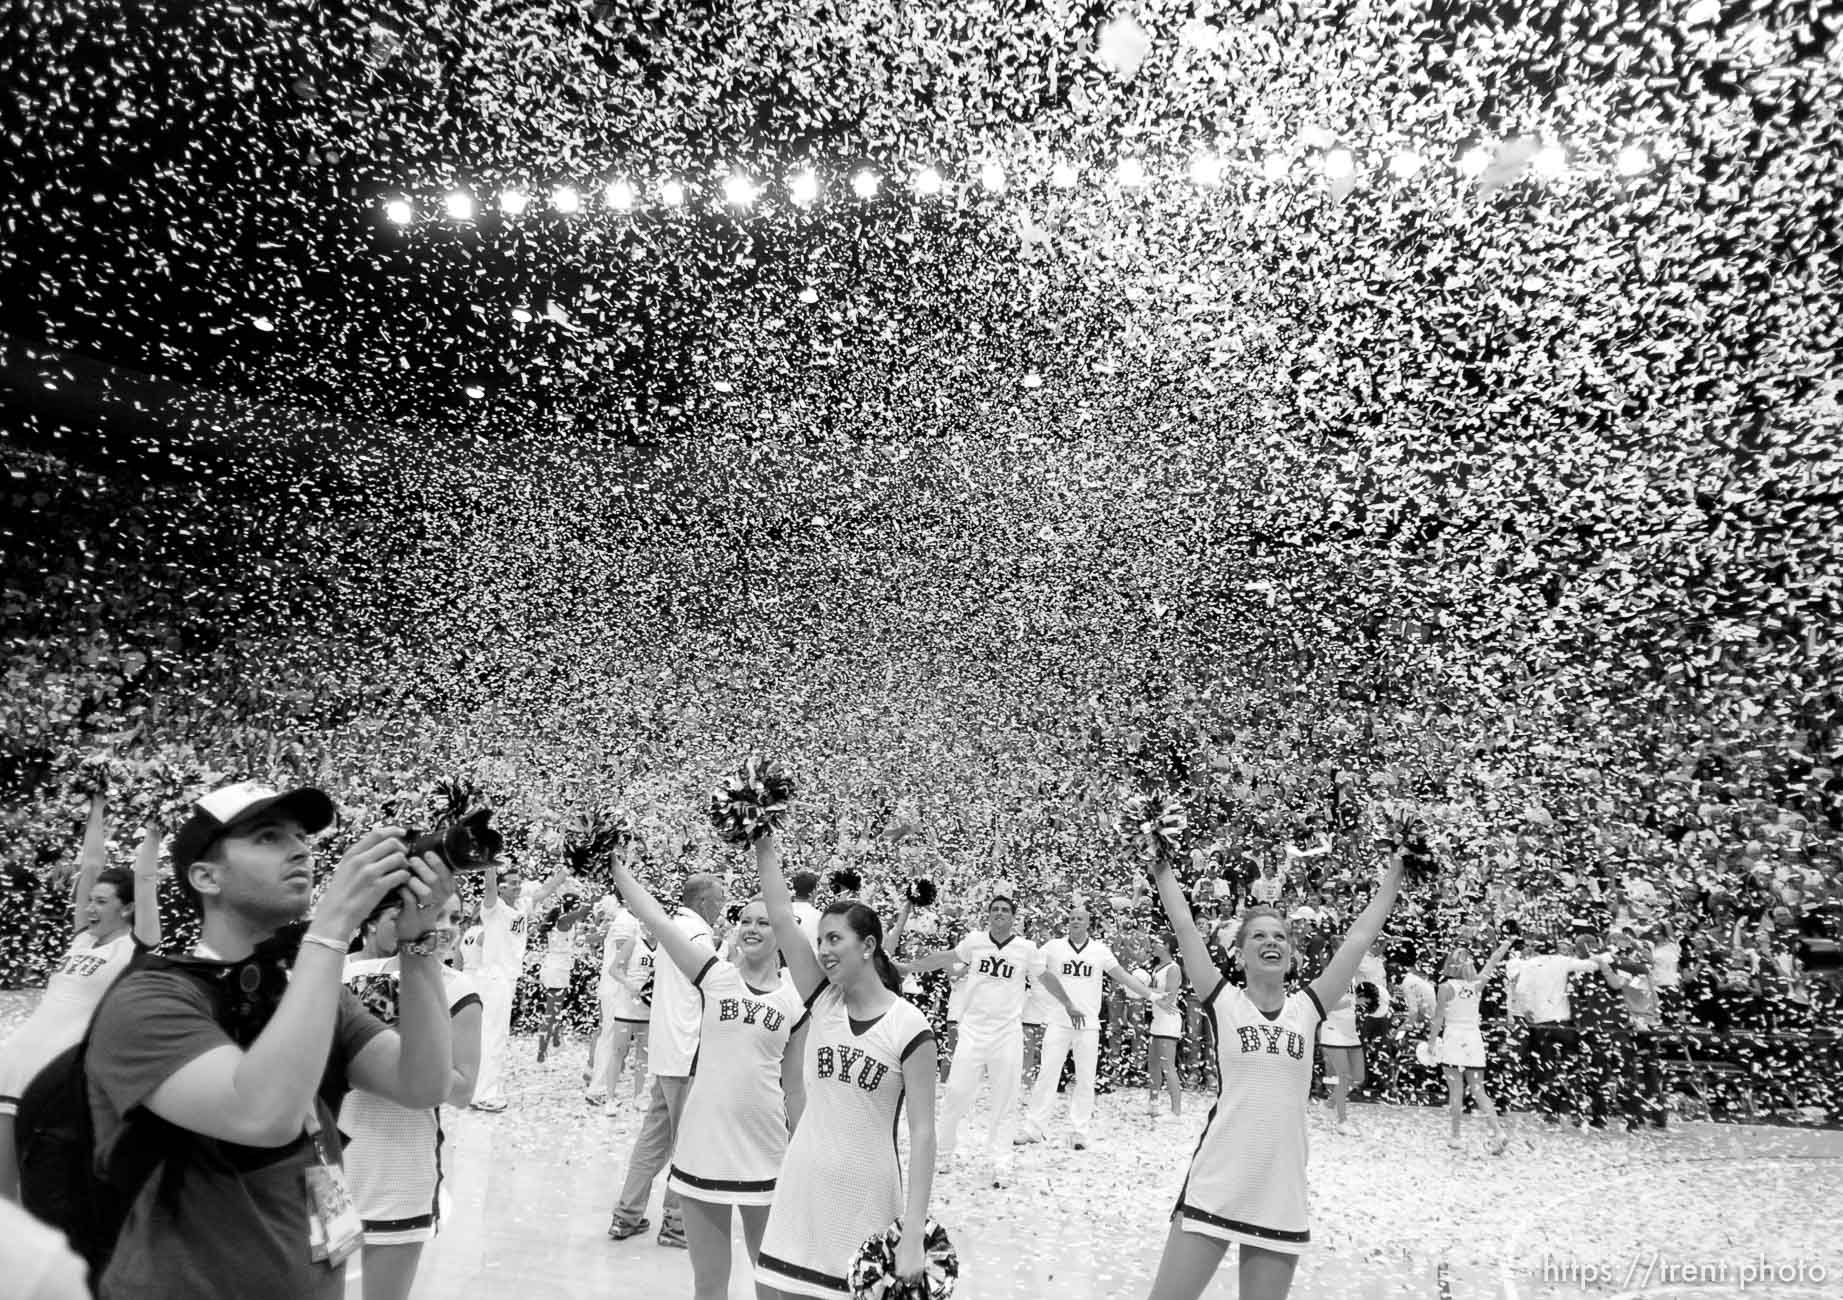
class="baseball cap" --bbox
[171,781,337,870]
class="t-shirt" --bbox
[479,884,537,977]
[1399,971,1437,1024]
[1511,954,1601,1023]
[790,899,822,953]
[0,1198,89,1300]
[86,966,388,1299]
[951,931,1041,1033]
[649,908,716,1076]
[600,909,639,982]
[1037,937,1118,1029]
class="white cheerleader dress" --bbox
[1435,979,1487,1068]
[667,958,810,1206]
[1174,982,1326,1254]
[339,957,482,1243]
[539,920,577,990]
[756,986,934,1297]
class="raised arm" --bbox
[131,825,163,947]
[611,846,715,982]
[1309,856,1405,1010]
[1150,858,1223,1005]
[756,832,824,999]
[71,793,110,940]
[1476,936,1515,987]
[1429,982,1452,1042]
[146,832,442,1145]
[1107,960,1156,1000]
[885,899,914,953]
[530,862,569,908]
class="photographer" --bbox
[84,782,455,1299]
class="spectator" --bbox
[85,782,454,1300]
[788,871,822,952]
[607,868,724,1249]
[1508,929,1607,1126]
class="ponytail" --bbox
[871,945,904,995]
[822,900,906,994]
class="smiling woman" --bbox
[610,846,806,1300]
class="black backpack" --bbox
[16,931,302,1283]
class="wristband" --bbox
[301,932,349,958]
[399,933,439,958]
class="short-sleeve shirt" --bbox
[1038,937,1117,1028]
[952,931,1041,1033]
[648,908,716,1076]
[86,966,388,1299]
[478,884,537,977]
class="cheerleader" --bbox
[1,798,160,1200]
[755,832,938,1299]
[1146,848,1406,1300]
[1429,937,1512,1154]
[1146,933,1184,1117]
[1317,984,1363,1133]
[535,893,591,1064]
[340,894,483,1300]
[606,851,803,1300]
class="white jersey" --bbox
[668,960,810,1205]
[1038,936,1117,1029]
[1177,983,1326,1253]
[951,931,1041,1035]
[649,908,715,1076]
[0,930,136,1112]
[1440,978,1483,1029]
[757,987,934,1297]
[479,884,537,977]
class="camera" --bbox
[402,808,503,872]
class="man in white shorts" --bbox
[1018,901,1156,1150]
[472,854,566,1112]
[900,892,1052,1186]
[588,885,651,1113]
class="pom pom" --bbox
[1116,790,1187,864]
[906,878,936,908]
[69,752,124,798]
[829,867,863,896]
[567,803,639,872]
[847,1216,958,1299]
[1381,821,1438,885]
[707,756,796,846]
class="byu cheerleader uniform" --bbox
[1435,978,1487,1068]
[1175,982,1326,1253]
[340,956,482,1243]
[756,986,934,1297]
[1149,960,1184,1039]
[666,957,809,1206]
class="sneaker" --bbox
[1012,1128,1043,1147]
[585,1092,607,1106]
[1334,1120,1356,1136]
[657,1224,687,1249]
[1070,1133,1089,1151]
[607,1217,649,1241]
[935,1150,955,1175]
[1488,1135,1509,1156]
[470,1100,507,1114]
[1445,1137,1464,1150]
[603,1101,623,1119]
[991,1159,1014,1189]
